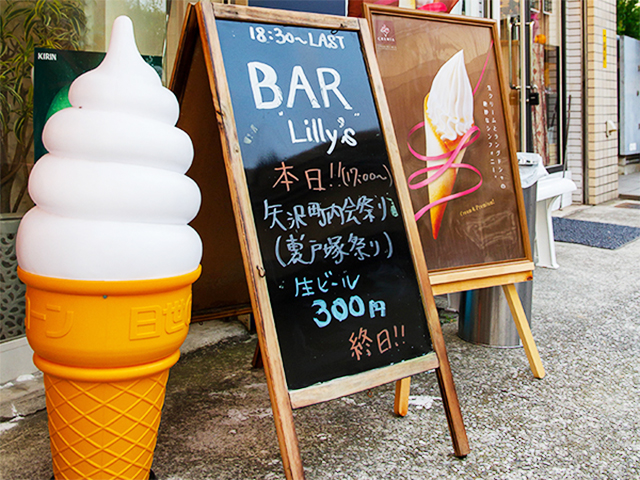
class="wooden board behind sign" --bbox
[171,6,252,320]
[171,3,469,478]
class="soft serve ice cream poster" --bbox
[372,14,526,271]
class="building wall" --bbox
[82,0,166,56]
[585,0,618,204]
[565,0,584,203]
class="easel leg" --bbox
[251,339,302,478]
[271,395,305,480]
[254,339,305,479]
[394,377,411,416]
[435,362,470,457]
[502,283,545,379]
[394,368,468,457]
[422,294,469,457]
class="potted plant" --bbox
[0,0,86,341]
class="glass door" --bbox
[499,0,527,152]
[530,0,562,169]
[496,0,563,169]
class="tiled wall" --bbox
[565,0,584,203]
[585,0,618,204]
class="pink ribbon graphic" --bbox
[408,126,482,221]
[374,0,449,12]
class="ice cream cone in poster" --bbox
[16,16,202,480]
[422,50,475,239]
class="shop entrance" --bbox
[462,0,564,171]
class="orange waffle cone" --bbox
[37,354,175,480]
[18,267,201,480]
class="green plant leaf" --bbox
[618,0,640,40]
[1,0,87,213]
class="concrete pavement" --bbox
[1,199,639,480]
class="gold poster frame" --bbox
[365,5,534,294]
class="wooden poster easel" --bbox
[361,5,545,418]
[171,3,469,478]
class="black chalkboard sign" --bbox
[216,18,432,390]
[171,4,469,477]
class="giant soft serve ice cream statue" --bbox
[17,16,201,480]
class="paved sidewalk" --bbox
[1,199,639,480]
[618,171,640,198]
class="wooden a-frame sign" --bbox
[171,2,468,478]
[360,5,545,401]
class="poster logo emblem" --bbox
[375,20,396,50]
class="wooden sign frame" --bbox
[363,5,544,383]
[171,3,469,478]
[364,4,534,292]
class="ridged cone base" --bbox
[44,366,169,480]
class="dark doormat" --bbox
[552,217,640,249]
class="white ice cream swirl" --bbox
[426,50,474,142]
[17,16,202,281]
